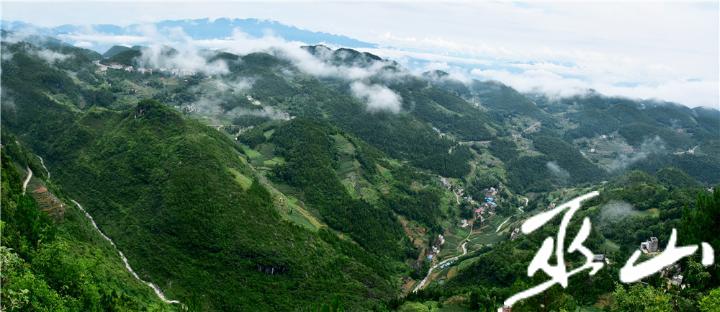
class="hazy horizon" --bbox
[3,1,718,108]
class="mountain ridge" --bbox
[1,33,719,311]
[1,18,377,53]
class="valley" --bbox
[1,28,719,312]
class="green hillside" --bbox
[1,33,719,312]
[1,136,172,311]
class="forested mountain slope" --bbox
[2,32,719,311]
[1,136,172,311]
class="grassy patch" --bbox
[262,157,285,167]
[240,144,262,159]
[283,196,322,231]
[227,168,253,190]
[262,129,275,139]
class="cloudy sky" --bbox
[2,1,718,108]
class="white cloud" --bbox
[1,51,14,62]
[158,28,408,113]
[469,67,719,108]
[546,161,570,182]
[471,68,587,97]
[350,81,402,113]
[170,29,396,81]
[3,1,716,107]
[134,26,229,76]
[7,24,410,115]
[34,49,71,64]
[360,36,718,108]
[184,77,255,120]
[600,200,639,222]
[74,41,94,49]
[600,80,719,109]
[358,3,718,108]
[208,78,253,93]
[227,106,291,121]
[59,33,149,46]
[607,136,666,172]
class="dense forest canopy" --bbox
[1,31,719,312]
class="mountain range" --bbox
[1,26,719,312]
[1,18,376,53]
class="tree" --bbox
[611,283,672,312]
[699,288,720,312]
[397,302,430,312]
[682,188,720,248]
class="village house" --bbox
[432,126,448,138]
[460,219,469,228]
[660,264,685,289]
[669,274,684,288]
[108,63,125,70]
[474,207,484,218]
[439,259,455,270]
[93,60,108,72]
[640,237,659,253]
[510,227,521,240]
[593,254,606,263]
[440,176,451,188]
[487,186,498,196]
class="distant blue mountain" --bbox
[1,18,377,52]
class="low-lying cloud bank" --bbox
[607,136,666,172]
[4,9,717,109]
[546,161,570,183]
[84,26,405,113]
[1,30,73,64]
[10,21,713,112]
[600,200,639,222]
[1,46,72,65]
[362,45,718,108]
[195,29,405,113]
[181,77,295,122]
[350,81,402,113]
[4,24,408,114]
[133,26,229,76]
[34,49,71,63]
[468,67,718,108]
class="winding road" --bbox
[22,167,32,195]
[71,200,181,305]
[37,155,49,181]
[32,159,181,305]
[413,223,473,293]
[496,216,512,233]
